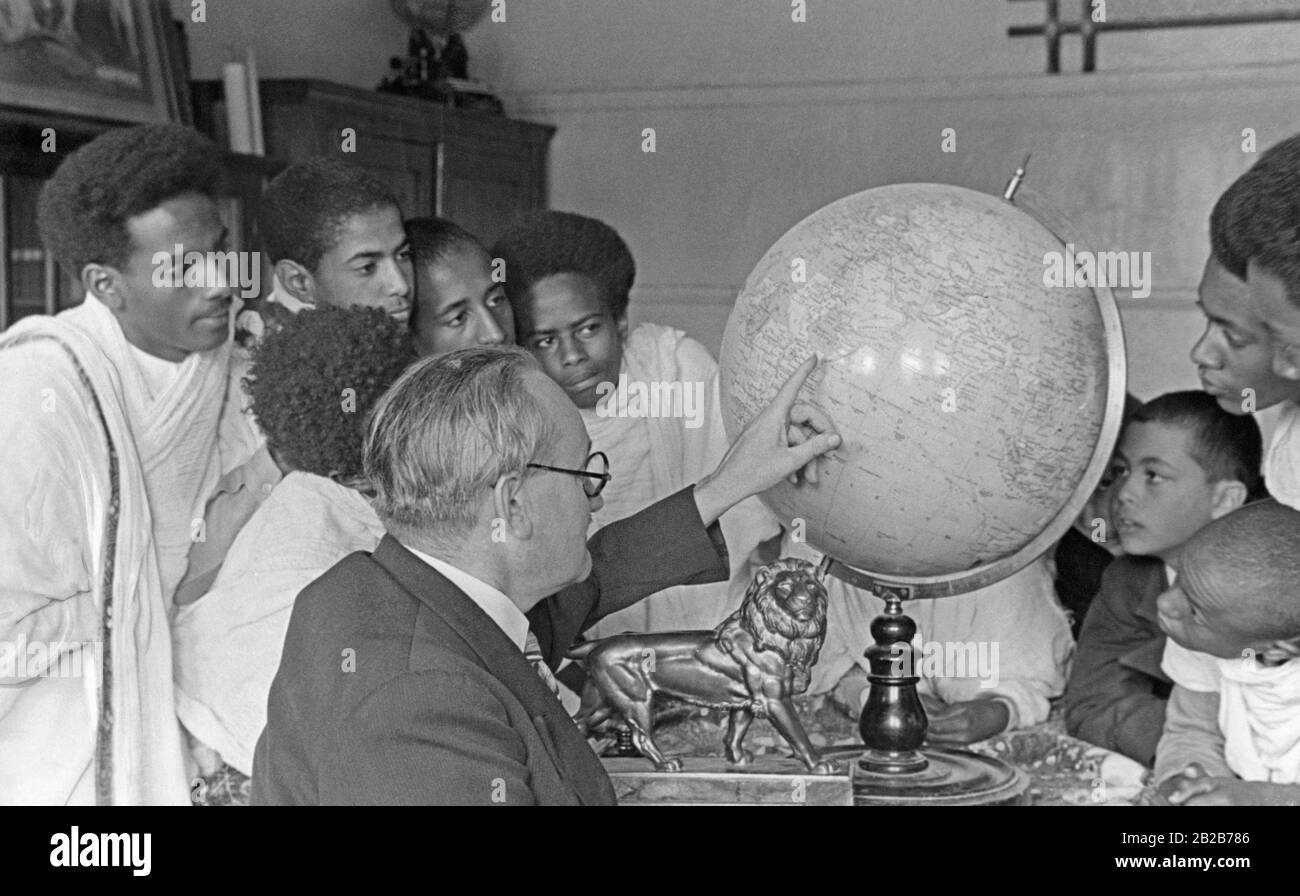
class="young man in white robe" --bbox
[0,124,259,804]
[174,306,415,790]
[494,211,779,638]
[176,160,417,607]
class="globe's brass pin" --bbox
[1003,154,1031,202]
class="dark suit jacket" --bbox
[1053,526,1117,640]
[250,486,729,805]
[1062,555,1173,766]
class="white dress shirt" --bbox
[404,546,530,652]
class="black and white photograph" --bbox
[0,0,1297,864]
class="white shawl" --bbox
[583,323,779,637]
[783,534,1072,729]
[1263,401,1300,511]
[173,472,384,774]
[1216,657,1300,784]
[0,295,243,805]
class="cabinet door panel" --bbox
[439,145,538,247]
[347,134,434,218]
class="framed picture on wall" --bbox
[0,0,180,124]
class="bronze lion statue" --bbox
[567,558,835,774]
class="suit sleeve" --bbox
[529,484,729,666]
[1154,684,1232,783]
[1063,563,1167,765]
[323,671,536,805]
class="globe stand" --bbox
[817,558,1030,806]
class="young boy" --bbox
[407,217,513,356]
[175,306,416,799]
[493,211,779,636]
[242,157,414,340]
[177,159,416,606]
[1156,500,1300,805]
[1064,392,1263,766]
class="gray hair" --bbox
[364,346,554,542]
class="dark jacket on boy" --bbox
[1063,555,1172,766]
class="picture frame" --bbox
[0,0,181,125]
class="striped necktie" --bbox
[524,630,561,698]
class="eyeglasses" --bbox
[526,451,612,498]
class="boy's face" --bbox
[1110,420,1234,563]
[1246,258,1300,388]
[413,244,513,357]
[1190,258,1295,414]
[1156,552,1265,659]
[517,272,627,410]
[308,205,413,321]
[109,191,233,362]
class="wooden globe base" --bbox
[824,746,1029,806]
[819,561,1029,806]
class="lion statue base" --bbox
[567,558,837,775]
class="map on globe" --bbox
[720,183,1125,594]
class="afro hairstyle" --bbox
[247,304,416,482]
[258,157,400,271]
[1210,132,1300,304]
[36,124,222,278]
[490,210,636,319]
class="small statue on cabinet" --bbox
[568,558,837,774]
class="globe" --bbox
[390,0,491,35]
[719,183,1126,597]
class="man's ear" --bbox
[1276,344,1300,383]
[492,470,532,542]
[1210,479,1248,518]
[616,313,629,343]
[275,259,316,306]
[83,263,124,309]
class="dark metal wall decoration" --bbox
[1010,0,1300,73]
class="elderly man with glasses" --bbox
[252,346,839,805]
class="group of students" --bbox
[0,122,789,804]
[1057,133,1300,805]
[3,120,1300,805]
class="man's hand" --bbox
[922,695,1011,745]
[694,356,840,526]
[1164,766,1300,806]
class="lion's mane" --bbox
[715,558,827,692]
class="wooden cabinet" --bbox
[195,78,554,247]
[1,79,551,326]
[437,111,552,247]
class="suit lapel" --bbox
[370,535,614,804]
